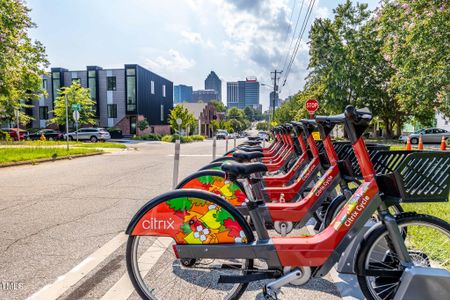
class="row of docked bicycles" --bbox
[125,106,450,300]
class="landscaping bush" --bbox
[191,135,205,141]
[140,133,161,141]
[0,131,11,141]
[161,135,174,142]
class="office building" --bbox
[204,71,222,101]
[174,84,193,103]
[192,89,218,102]
[31,64,173,135]
[226,82,239,108]
[226,77,260,110]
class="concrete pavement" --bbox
[0,139,342,300]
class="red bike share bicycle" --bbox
[126,106,450,300]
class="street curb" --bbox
[0,152,104,168]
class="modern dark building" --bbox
[31,64,173,135]
[174,84,193,103]
[204,71,222,101]
[226,77,260,110]
[192,89,218,102]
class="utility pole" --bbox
[270,70,282,123]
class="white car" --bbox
[399,128,450,144]
[64,128,111,142]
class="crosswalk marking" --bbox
[27,233,128,300]
[100,237,172,300]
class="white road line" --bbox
[167,154,213,157]
[27,233,128,300]
[100,237,172,300]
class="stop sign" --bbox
[305,99,319,114]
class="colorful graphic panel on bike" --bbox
[132,197,248,244]
[180,175,246,206]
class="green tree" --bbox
[0,0,48,125]
[243,106,254,121]
[210,100,226,112]
[378,0,450,126]
[169,105,196,134]
[138,119,149,131]
[256,122,269,131]
[227,107,245,120]
[51,82,96,127]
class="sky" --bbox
[27,0,379,110]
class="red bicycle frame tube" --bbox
[272,178,379,266]
[263,151,309,186]
[266,164,340,220]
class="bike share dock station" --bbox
[127,106,450,300]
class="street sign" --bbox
[305,99,319,114]
[71,104,81,111]
[176,118,182,125]
[73,110,80,122]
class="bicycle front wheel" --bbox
[356,213,450,300]
[126,235,253,300]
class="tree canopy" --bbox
[0,0,48,125]
[169,105,197,134]
[51,82,97,127]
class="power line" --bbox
[279,0,306,72]
[280,0,316,93]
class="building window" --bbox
[126,67,137,113]
[107,76,117,91]
[39,106,48,120]
[161,104,164,121]
[107,104,117,118]
[151,81,155,94]
[88,70,97,100]
[162,84,166,97]
[52,72,61,100]
[71,78,80,84]
[42,79,48,90]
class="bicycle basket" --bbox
[376,151,450,203]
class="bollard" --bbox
[225,136,229,153]
[440,136,447,151]
[263,137,266,149]
[234,135,237,148]
[406,135,412,151]
[172,139,181,189]
[418,134,424,150]
[212,136,217,160]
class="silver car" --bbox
[399,128,450,144]
[64,128,111,142]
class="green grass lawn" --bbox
[0,140,126,149]
[0,147,102,164]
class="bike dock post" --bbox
[212,136,217,160]
[234,135,237,148]
[172,138,181,189]
[225,136,229,153]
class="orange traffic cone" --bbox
[440,136,447,151]
[418,134,424,150]
[406,135,412,151]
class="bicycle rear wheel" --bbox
[356,213,450,300]
[126,235,253,300]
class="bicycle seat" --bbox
[247,136,261,141]
[221,161,267,177]
[233,150,264,161]
[242,140,261,146]
[238,145,263,152]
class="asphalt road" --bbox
[0,139,342,300]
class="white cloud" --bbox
[144,49,195,72]
[181,30,215,48]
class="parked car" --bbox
[399,128,450,144]
[1,128,27,141]
[64,128,111,142]
[216,129,228,140]
[26,129,64,141]
[258,131,269,141]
